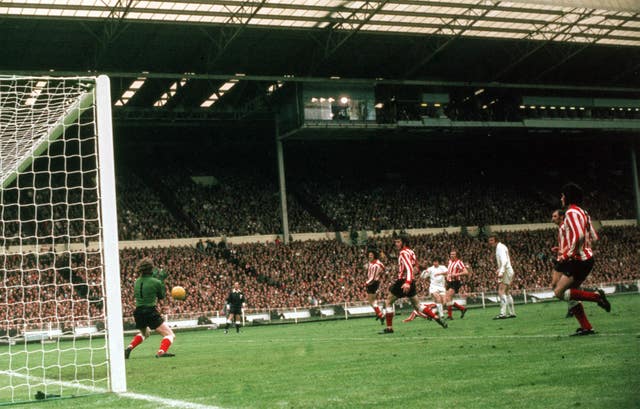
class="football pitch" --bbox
[3,294,639,409]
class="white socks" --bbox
[500,295,507,316]
[507,295,515,316]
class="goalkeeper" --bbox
[124,258,176,359]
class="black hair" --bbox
[553,208,565,217]
[393,233,410,247]
[561,182,584,206]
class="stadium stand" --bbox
[116,168,192,240]
[110,226,640,318]
[109,141,634,240]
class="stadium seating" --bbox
[109,144,634,240]
[121,225,640,316]
[3,225,638,330]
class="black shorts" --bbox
[133,306,164,330]
[390,279,416,298]
[228,306,242,315]
[366,281,380,295]
[446,280,462,293]
[556,258,595,287]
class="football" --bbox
[171,286,186,300]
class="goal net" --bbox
[0,75,125,404]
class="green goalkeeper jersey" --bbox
[134,276,166,307]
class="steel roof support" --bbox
[534,12,640,80]
[404,0,502,78]
[308,0,389,74]
[87,0,136,67]
[199,0,268,72]
[490,7,586,81]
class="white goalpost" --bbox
[0,75,126,404]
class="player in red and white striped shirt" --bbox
[444,250,469,319]
[365,250,386,324]
[553,183,610,336]
[380,235,447,334]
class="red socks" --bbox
[374,306,383,319]
[385,311,394,327]
[447,305,453,318]
[453,302,466,311]
[421,306,438,319]
[570,289,600,303]
[128,334,144,350]
[158,336,173,354]
[571,303,592,330]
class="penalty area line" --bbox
[0,370,224,409]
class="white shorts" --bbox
[499,267,514,285]
[429,285,446,295]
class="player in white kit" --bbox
[404,258,448,323]
[488,235,516,319]
[422,258,448,319]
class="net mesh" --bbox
[0,76,110,404]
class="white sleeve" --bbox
[496,245,508,274]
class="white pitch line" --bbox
[0,370,224,409]
[118,391,224,409]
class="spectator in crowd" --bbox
[2,226,639,333]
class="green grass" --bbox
[3,295,640,409]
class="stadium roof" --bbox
[1,0,639,47]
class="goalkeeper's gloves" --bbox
[226,304,231,311]
[152,268,168,282]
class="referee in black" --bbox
[224,282,246,334]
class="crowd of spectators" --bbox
[156,167,325,237]
[306,179,552,231]
[116,169,192,240]
[0,250,104,335]
[116,140,634,240]
[287,142,634,233]
[119,226,640,315]
[4,164,631,245]
[1,171,101,247]
[2,225,638,333]
[2,138,633,243]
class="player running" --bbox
[365,249,386,325]
[124,258,176,359]
[444,250,469,319]
[380,234,447,334]
[488,235,516,319]
[422,258,448,319]
[224,282,246,334]
[553,183,610,336]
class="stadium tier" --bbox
[4,225,638,328]
[109,140,635,240]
